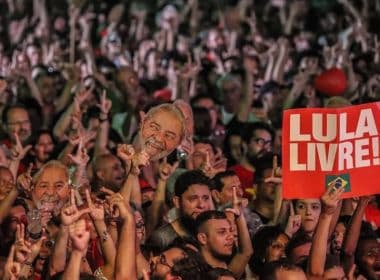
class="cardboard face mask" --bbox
[139,105,184,161]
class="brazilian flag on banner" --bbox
[325,174,351,193]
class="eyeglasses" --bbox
[253,137,272,147]
[150,253,172,273]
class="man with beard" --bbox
[230,121,274,199]
[92,153,126,193]
[148,170,214,251]
[195,210,253,279]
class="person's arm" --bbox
[264,46,276,82]
[53,89,90,141]
[337,0,362,21]
[283,71,309,110]
[53,103,76,141]
[272,38,289,85]
[109,193,137,280]
[63,219,91,280]
[134,10,147,43]
[284,1,302,35]
[50,190,90,276]
[12,57,44,107]
[54,77,76,113]
[67,138,90,189]
[62,250,82,280]
[49,224,70,276]
[68,4,80,65]
[18,233,46,279]
[308,185,344,277]
[57,141,76,165]
[146,159,178,238]
[86,190,116,279]
[2,245,21,280]
[284,203,302,239]
[58,116,96,167]
[8,132,32,178]
[177,59,201,103]
[227,187,254,279]
[94,91,112,158]
[328,200,342,239]
[342,196,370,272]
[126,172,142,209]
[237,56,255,122]
[117,145,149,208]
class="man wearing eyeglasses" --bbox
[230,121,275,200]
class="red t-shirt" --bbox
[365,204,380,227]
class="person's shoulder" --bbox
[152,222,177,237]
[148,222,178,250]
[230,164,251,174]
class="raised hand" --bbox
[117,144,135,164]
[158,157,179,181]
[67,116,97,149]
[178,55,202,80]
[16,163,33,193]
[28,231,47,261]
[224,187,242,224]
[201,151,216,178]
[14,224,31,264]
[73,89,92,114]
[97,90,112,116]
[67,139,90,167]
[60,190,91,226]
[85,189,104,222]
[12,54,31,79]
[11,132,32,161]
[3,246,21,280]
[131,150,150,175]
[264,155,282,184]
[107,192,133,221]
[213,148,227,172]
[201,149,226,178]
[284,203,301,238]
[69,219,90,255]
[321,181,345,215]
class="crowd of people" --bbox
[0,0,379,279]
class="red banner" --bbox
[282,102,380,199]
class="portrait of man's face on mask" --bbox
[139,104,185,161]
[31,162,69,214]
